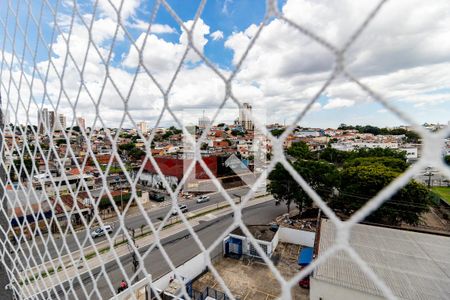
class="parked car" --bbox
[196,195,210,203]
[91,225,113,238]
[150,193,165,202]
[172,204,188,215]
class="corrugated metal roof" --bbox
[314,219,450,299]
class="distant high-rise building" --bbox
[77,117,86,131]
[49,111,55,131]
[38,108,56,133]
[137,121,148,134]
[56,113,66,131]
[239,103,254,131]
[2,109,10,125]
[198,111,210,129]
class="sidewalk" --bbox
[21,195,273,298]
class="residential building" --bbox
[198,111,210,129]
[38,108,56,133]
[56,113,66,131]
[137,121,148,134]
[77,117,86,131]
[239,102,254,131]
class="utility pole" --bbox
[424,167,434,188]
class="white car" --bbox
[196,195,210,203]
[91,225,113,238]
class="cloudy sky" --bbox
[1,0,450,129]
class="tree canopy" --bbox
[337,124,420,143]
[268,140,432,226]
[332,164,431,225]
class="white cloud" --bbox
[210,30,224,41]
[123,18,210,87]
[129,20,177,34]
[4,0,450,129]
[223,0,450,122]
[323,98,355,110]
[97,0,141,20]
[222,0,233,15]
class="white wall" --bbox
[139,172,178,189]
[153,252,207,291]
[310,278,384,300]
[272,229,280,252]
[279,227,315,247]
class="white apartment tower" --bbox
[239,103,254,131]
[56,113,66,131]
[137,121,148,134]
[198,111,210,129]
[77,117,86,131]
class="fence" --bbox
[1,0,450,300]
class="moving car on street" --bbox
[91,225,113,238]
[172,204,188,215]
[196,195,210,203]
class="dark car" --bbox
[150,193,165,202]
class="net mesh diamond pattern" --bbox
[1,0,449,299]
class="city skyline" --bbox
[1,0,449,129]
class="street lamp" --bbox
[233,193,242,204]
[424,167,434,188]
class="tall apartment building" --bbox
[38,108,56,133]
[239,103,254,131]
[137,121,148,134]
[56,113,66,131]
[76,117,86,131]
[198,111,210,129]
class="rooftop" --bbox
[231,225,277,242]
[314,219,450,299]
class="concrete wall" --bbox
[279,227,315,247]
[137,191,149,204]
[139,172,178,189]
[153,252,207,291]
[272,229,280,251]
[310,278,384,300]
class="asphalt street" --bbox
[13,187,251,267]
[43,199,285,299]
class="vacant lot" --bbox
[432,187,450,204]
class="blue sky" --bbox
[1,0,450,129]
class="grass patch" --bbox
[431,187,450,204]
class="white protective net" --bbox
[1,0,450,299]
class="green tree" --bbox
[119,143,136,152]
[55,139,67,146]
[11,158,36,179]
[268,163,301,214]
[129,147,145,160]
[287,141,312,160]
[333,164,431,225]
[343,157,407,173]
[444,155,450,166]
[71,126,81,132]
[347,147,407,161]
[268,160,339,214]
[318,147,349,165]
[271,128,285,137]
